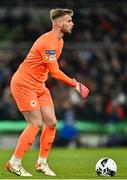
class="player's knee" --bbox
[46,119,57,127]
[31,120,43,128]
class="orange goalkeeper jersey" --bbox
[13,30,76,88]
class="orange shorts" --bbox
[10,79,53,112]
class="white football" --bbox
[95,157,117,176]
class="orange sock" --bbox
[14,124,40,159]
[39,125,56,158]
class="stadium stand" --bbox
[0,4,127,122]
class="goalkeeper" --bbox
[6,8,89,177]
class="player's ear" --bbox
[58,20,62,28]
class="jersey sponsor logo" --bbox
[30,100,37,107]
[45,50,56,54]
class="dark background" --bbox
[0,0,127,147]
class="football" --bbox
[95,157,117,177]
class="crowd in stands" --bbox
[0,5,127,123]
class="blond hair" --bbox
[50,8,73,21]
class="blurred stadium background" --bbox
[1,0,127,150]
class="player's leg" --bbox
[12,110,42,160]
[40,106,56,158]
[6,81,42,176]
[36,88,57,176]
[36,106,57,176]
[6,110,42,176]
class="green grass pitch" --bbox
[0,148,127,179]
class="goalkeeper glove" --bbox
[75,82,89,98]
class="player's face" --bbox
[60,14,74,34]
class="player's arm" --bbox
[46,61,89,97]
[40,43,89,97]
[41,45,76,87]
[46,60,76,87]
